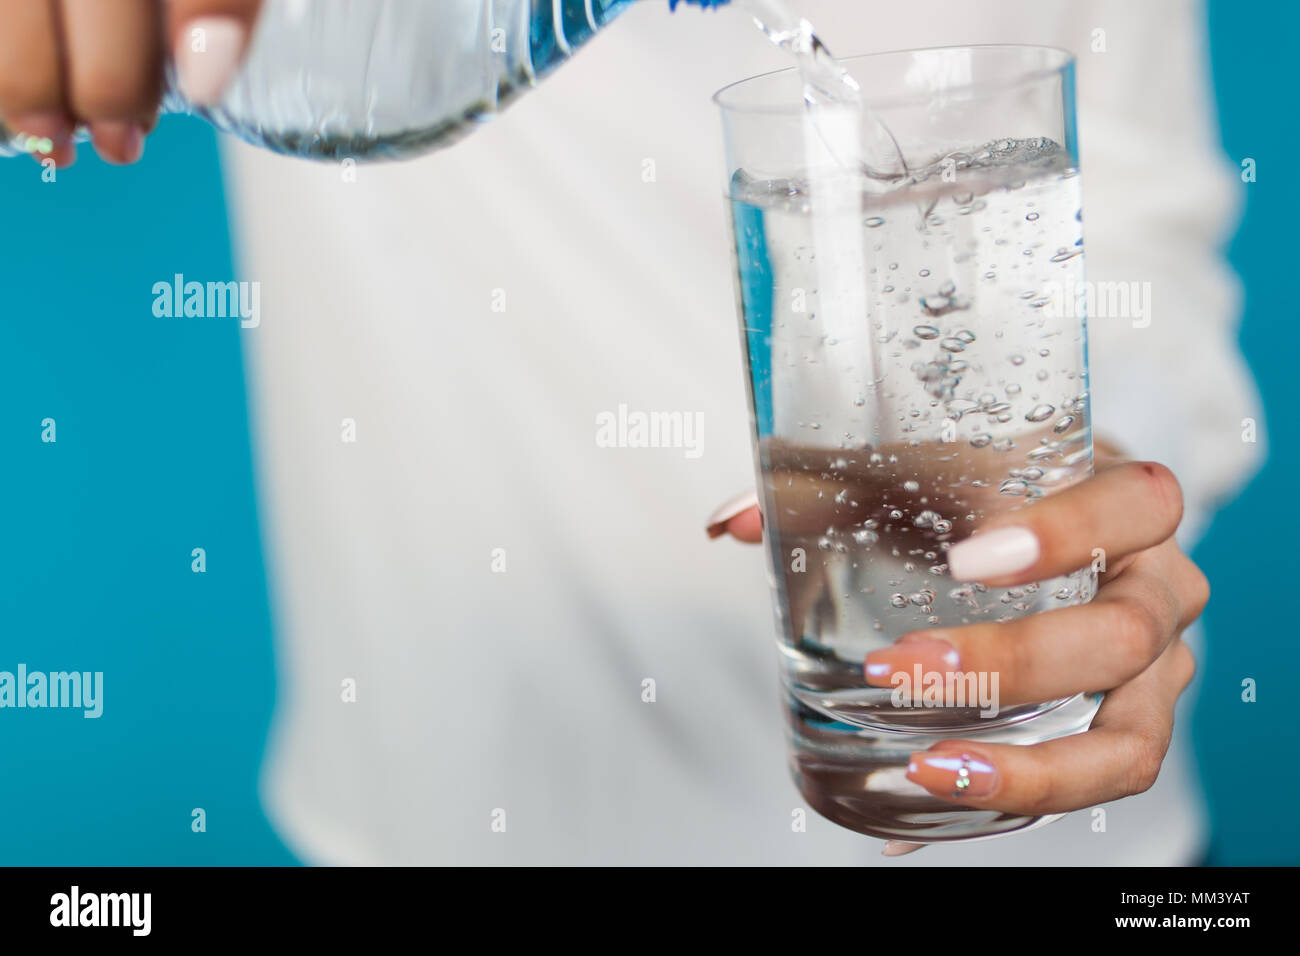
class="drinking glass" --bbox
[716,45,1101,842]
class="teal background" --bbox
[1192,0,1300,866]
[0,119,296,865]
[0,0,1294,865]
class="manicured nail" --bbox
[706,489,758,538]
[947,526,1039,581]
[907,750,997,798]
[176,17,248,106]
[882,840,926,857]
[90,121,145,164]
[864,634,959,686]
[5,111,70,155]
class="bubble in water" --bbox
[1036,369,1049,381]
[890,594,908,608]
[970,433,993,448]
[1050,248,1082,263]
[913,324,941,339]
[921,293,969,317]
[1010,354,1025,366]
[933,519,953,534]
[865,216,886,228]
[940,337,966,353]
[938,280,956,297]
[919,269,931,277]
[852,528,879,546]
[954,329,976,343]
[1053,415,1075,433]
[1026,404,1055,422]
[902,480,920,493]
[913,510,940,528]
[1006,383,1022,395]
[1026,212,1040,221]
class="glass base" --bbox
[789,691,1102,843]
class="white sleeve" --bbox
[1073,0,1265,546]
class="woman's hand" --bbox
[707,449,1209,845]
[0,0,261,165]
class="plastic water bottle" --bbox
[0,0,727,162]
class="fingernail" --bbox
[947,526,1039,581]
[882,840,926,857]
[176,17,248,106]
[706,489,758,538]
[864,634,959,686]
[90,121,144,165]
[906,750,997,798]
[5,112,70,155]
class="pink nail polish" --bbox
[176,17,248,107]
[90,121,145,165]
[5,112,70,155]
[706,489,758,537]
[881,840,926,857]
[906,750,997,798]
[121,124,144,163]
[864,634,960,686]
[947,526,1039,581]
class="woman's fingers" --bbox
[705,490,762,543]
[0,0,75,164]
[946,460,1184,587]
[864,542,1208,706]
[59,0,162,163]
[904,638,1196,814]
[167,0,260,106]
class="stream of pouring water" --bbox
[739,0,910,182]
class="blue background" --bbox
[0,0,1294,865]
[1191,0,1300,866]
[0,120,295,865]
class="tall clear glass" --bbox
[717,45,1101,843]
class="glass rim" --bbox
[712,43,1076,115]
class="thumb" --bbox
[168,0,263,106]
